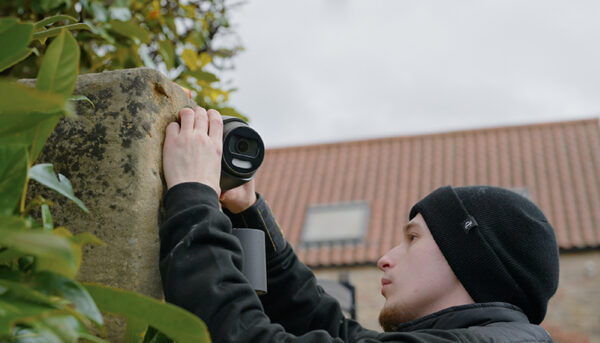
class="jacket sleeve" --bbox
[159,183,377,343]
[224,193,369,336]
[159,184,485,343]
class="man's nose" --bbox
[377,255,390,271]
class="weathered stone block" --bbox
[29,68,196,340]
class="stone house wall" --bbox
[544,251,600,343]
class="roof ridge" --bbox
[266,117,600,152]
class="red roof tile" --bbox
[254,118,600,267]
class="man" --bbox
[160,107,560,342]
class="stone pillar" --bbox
[32,68,196,339]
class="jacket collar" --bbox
[394,302,529,332]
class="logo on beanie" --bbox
[462,215,478,233]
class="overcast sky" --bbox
[224,0,600,148]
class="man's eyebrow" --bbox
[403,222,419,233]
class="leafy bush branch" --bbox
[0,16,210,343]
[1,0,244,119]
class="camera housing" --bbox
[221,116,265,190]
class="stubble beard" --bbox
[378,301,420,332]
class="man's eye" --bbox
[408,233,418,242]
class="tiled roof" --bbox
[254,118,600,267]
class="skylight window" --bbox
[302,202,369,245]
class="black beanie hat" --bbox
[409,185,560,324]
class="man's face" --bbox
[377,213,472,331]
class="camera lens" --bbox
[228,134,259,157]
[236,139,249,154]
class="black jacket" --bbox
[159,182,554,343]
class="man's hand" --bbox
[163,107,223,194]
[220,179,257,214]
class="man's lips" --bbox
[381,278,391,295]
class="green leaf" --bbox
[181,49,198,71]
[0,145,28,215]
[0,249,27,265]
[158,39,175,70]
[0,81,66,138]
[107,20,150,44]
[36,30,80,98]
[69,232,102,246]
[84,19,114,44]
[40,0,71,12]
[34,15,78,29]
[70,94,94,108]
[0,215,77,277]
[0,49,33,74]
[29,116,62,164]
[188,70,218,83]
[198,52,211,69]
[184,31,205,50]
[13,314,102,343]
[33,316,81,343]
[28,164,88,213]
[164,17,177,36]
[41,204,53,231]
[0,17,18,28]
[0,117,61,163]
[32,23,91,41]
[0,81,67,163]
[0,279,61,308]
[0,297,59,336]
[125,317,147,343]
[143,327,173,343]
[84,283,211,343]
[28,272,103,327]
[0,18,34,72]
[213,49,235,59]
[182,5,196,18]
